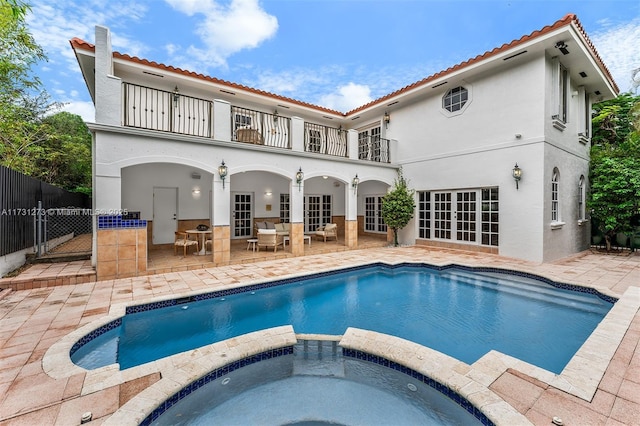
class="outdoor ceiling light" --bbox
[173,86,180,107]
[383,111,390,128]
[218,160,228,189]
[512,163,522,190]
[555,41,569,55]
[352,174,360,192]
[295,167,304,191]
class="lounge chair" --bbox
[257,229,282,252]
[314,223,338,242]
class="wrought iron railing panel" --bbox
[358,136,390,163]
[303,122,347,157]
[123,83,212,137]
[231,106,291,149]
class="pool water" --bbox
[72,264,613,373]
[149,340,482,426]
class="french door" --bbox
[432,190,478,243]
[365,195,387,233]
[232,192,253,238]
[304,195,332,233]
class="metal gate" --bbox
[34,202,92,257]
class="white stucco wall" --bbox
[381,55,550,261]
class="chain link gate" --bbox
[34,201,92,257]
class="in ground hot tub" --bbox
[144,339,488,426]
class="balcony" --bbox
[359,136,390,163]
[304,122,347,157]
[231,106,290,149]
[123,83,212,137]
[121,82,393,164]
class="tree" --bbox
[0,1,92,195]
[381,168,415,247]
[39,112,92,194]
[589,93,640,250]
[0,0,45,101]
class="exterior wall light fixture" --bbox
[555,41,569,55]
[173,86,180,107]
[295,167,304,191]
[512,163,522,190]
[352,174,360,192]
[218,160,228,189]
[383,112,390,128]
[273,109,279,123]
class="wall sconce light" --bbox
[218,160,228,189]
[555,41,569,55]
[337,125,343,134]
[192,188,201,195]
[173,86,180,107]
[264,191,272,196]
[352,174,360,192]
[273,109,279,123]
[383,112,390,128]
[512,163,522,190]
[295,167,304,191]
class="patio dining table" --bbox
[185,229,212,256]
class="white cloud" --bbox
[27,0,149,71]
[592,18,640,93]
[318,83,374,112]
[165,0,278,68]
[59,100,96,123]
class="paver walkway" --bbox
[0,246,638,425]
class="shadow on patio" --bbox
[147,234,388,275]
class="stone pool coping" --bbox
[42,260,640,413]
[102,326,531,426]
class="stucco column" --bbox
[347,129,359,160]
[344,181,358,248]
[291,117,304,152]
[212,99,232,142]
[211,173,230,265]
[289,176,305,256]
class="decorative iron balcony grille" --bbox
[123,83,212,137]
[358,135,390,163]
[303,122,347,157]
[231,106,291,149]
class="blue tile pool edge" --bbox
[124,262,618,315]
[68,262,618,358]
[139,346,295,426]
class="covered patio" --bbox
[147,233,388,275]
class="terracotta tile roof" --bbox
[69,13,618,118]
[347,13,618,115]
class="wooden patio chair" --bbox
[174,231,198,256]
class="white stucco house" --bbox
[70,13,618,279]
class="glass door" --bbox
[305,195,321,233]
[232,192,253,238]
[433,192,452,240]
[455,191,477,242]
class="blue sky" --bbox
[26,0,640,122]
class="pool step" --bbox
[293,339,345,377]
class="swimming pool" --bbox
[71,263,615,373]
